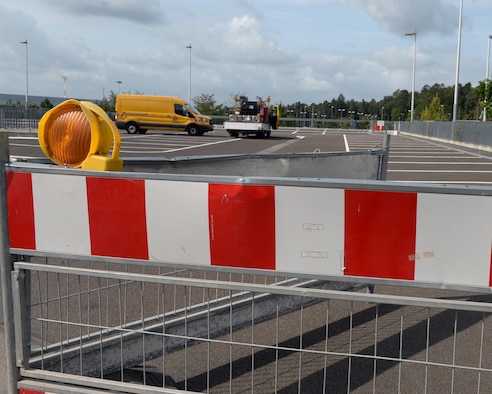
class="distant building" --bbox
[0,93,95,107]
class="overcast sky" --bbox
[1,0,491,107]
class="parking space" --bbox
[343,132,492,184]
[6,128,492,185]
[119,131,239,155]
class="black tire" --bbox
[187,124,200,136]
[256,131,265,138]
[229,131,239,138]
[125,122,139,134]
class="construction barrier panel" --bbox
[6,166,492,292]
[3,133,492,392]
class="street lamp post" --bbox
[186,44,192,104]
[484,35,492,122]
[405,31,417,121]
[20,40,28,110]
[62,76,68,98]
[115,80,122,94]
[452,0,463,122]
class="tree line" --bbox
[4,80,490,123]
[192,81,492,122]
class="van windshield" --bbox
[185,103,202,115]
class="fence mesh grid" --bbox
[14,257,492,393]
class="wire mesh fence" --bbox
[13,257,492,393]
[0,108,47,129]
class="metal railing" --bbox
[14,259,492,393]
[0,108,47,130]
[398,120,492,149]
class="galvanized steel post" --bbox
[0,131,18,393]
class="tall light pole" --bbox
[62,76,68,98]
[484,35,492,122]
[452,0,463,122]
[338,108,345,128]
[405,31,417,121]
[115,80,122,94]
[20,40,28,110]
[186,44,192,103]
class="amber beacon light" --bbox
[38,99,123,171]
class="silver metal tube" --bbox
[0,131,19,393]
[484,35,492,122]
[452,0,463,122]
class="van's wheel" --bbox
[125,122,139,134]
[229,131,239,138]
[187,124,200,136]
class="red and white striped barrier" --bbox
[6,171,492,289]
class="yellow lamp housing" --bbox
[38,99,123,171]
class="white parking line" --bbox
[119,137,240,154]
[259,136,304,154]
[343,134,350,152]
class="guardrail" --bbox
[398,120,492,149]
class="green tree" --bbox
[420,94,447,121]
[475,79,492,120]
[40,98,53,109]
[192,93,224,115]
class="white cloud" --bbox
[344,0,458,36]
[205,15,297,66]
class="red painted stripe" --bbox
[209,184,275,270]
[86,177,148,260]
[344,190,417,280]
[6,171,36,250]
[19,389,44,394]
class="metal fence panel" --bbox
[0,108,47,129]
[398,120,492,148]
[13,260,492,393]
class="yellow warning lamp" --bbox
[38,99,123,171]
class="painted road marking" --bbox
[119,137,240,154]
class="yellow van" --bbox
[115,94,213,136]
